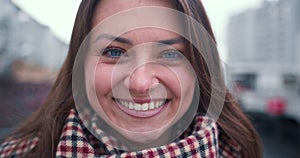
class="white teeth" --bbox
[129,102,134,109]
[142,103,148,110]
[149,102,155,110]
[124,101,128,108]
[155,101,161,108]
[134,103,141,110]
[116,99,166,111]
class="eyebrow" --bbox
[94,34,133,45]
[157,37,185,46]
[94,33,185,46]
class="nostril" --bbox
[126,70,158,93]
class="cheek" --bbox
[94,64,113,95]
[180,71,196,92]
[165,67,196,98]
[180,73,196,110]
[173,67,196,110]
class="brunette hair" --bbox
[2,0,262,157]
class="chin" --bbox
[118,126,169,145]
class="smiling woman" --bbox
[1,0,262,157]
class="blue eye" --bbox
[161,50,183,60]
[102,47,125,58]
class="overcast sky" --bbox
[12,0,263,60]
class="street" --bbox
[249,112,300,158]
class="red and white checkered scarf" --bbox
[0,109,240,157]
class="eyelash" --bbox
[101,46,126,59]
[99,46,184,63]
[160,49,184,61]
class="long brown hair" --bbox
[3,0,262,157]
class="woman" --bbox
[0,0,262,157]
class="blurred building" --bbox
[228,0,300,65]
[0,0,68,134]
[0,0,68,78]
[227,0,300,121]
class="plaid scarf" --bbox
[0,109,240,157]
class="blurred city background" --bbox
[226,0,300,157]
[0,0,299,157]
[0,0,67,143]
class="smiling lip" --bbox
[114,98,169,118]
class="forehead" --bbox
[92,0,179,27]
[91,0,185,44]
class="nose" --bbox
[124,64,159,95]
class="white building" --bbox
[0,0,68,75]
[227,0,300,121]
[228,10,256,64]
[228,0,299,64]
[227,0,300,88]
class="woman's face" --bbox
[85,0,196,143]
